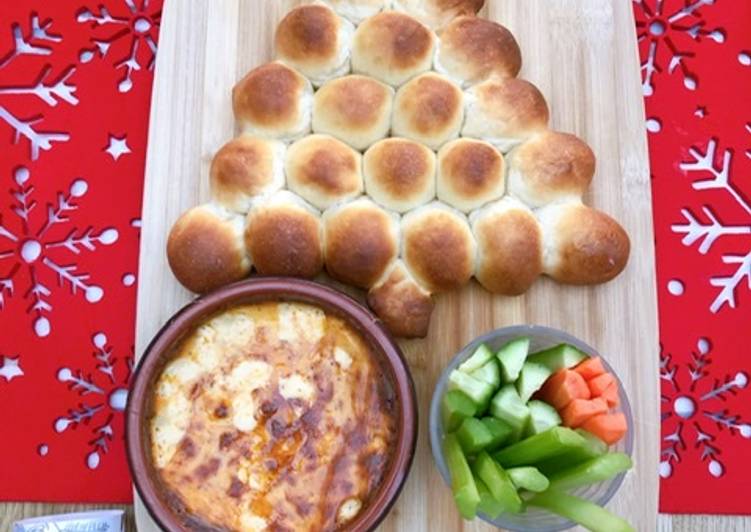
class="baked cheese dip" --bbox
[149,301,399,531]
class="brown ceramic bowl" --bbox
[126,277,418,531]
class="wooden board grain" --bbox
[133,1,658,530]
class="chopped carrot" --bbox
[580,412,628,445]
[587,372,616,397]
[574,356,606,381]
[537,369,591,410]
[561,397,609,428]
[600,381,620,408]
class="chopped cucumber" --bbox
[471,358,501,387]
[443,434,480,520]
[527,343,588,373]
[449,370,494,411]
[507,466,550,493]
[493,426,588,468]
[536,429,607,475]
[527,400,562,436]
[528,490,634,532]
[459,343,495,373]
[496,337,530,382]
[516,362,553,402]
[456,417,493,455]
[442,390,478,432]
[481,417,514,451]
[476,476,505,519]
[489,385,530,442]
[548,453,633,491]
[472,452,523,514]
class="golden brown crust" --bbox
[438,139,504,211]
[363,138,435,210]
[232,62,307,131]
[393,0,485,29]
[275,5,338,65]
[316,76,389,130]
[367,261,434,338]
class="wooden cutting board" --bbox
[134,0,659,530]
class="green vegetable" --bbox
[496,337,530,382]
[516,362,553,402]
[471,358,501,387]
[476,477,505,519]
[481,417,513,451]
[548,453,633,492]
[507,466,550,493]
[527,343,588,373]
[442,390,478,432]
[472,452,523,514]
[443,434,480,519]
[489,385,530,442]
[526,400,562,436]
[536,429,607,475]
[575,428,609,454]
[449,370,494,410]
[459,343,495,373]
[456,417,493,455]
[493,426,588,468]
[528,490,634,532]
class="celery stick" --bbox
[476,476,505,519]
[528,490,634,532]
[548,453,632,492]
[442,390,478,431]
[527,344,588,373]
[493,427,587,468]
[473,452,523,514]
[496,337,530,382]
[443,434,480,519]
[576,428,608,454]
[471,358,501,387]
[456,417,493,455]
[481,417,513,451]
[449,370,494,410]
[507,466,550,493]
[536,429,606,475]
[459,343,495,373]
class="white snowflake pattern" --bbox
[0,166,119,337]
[660,337,751,478]
[77,0,161,93]
[54,331,132,469]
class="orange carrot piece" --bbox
[574,356,606,381]
[588,372,616,397]
[561,397,609,428]
[600,381,620,408]
[537,369,591,410]
[580,412,628,445]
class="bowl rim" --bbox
[125,277,418,532]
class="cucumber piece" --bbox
[449,370,494,411]
[456,417,493,455]
[527,400,562,436]
[527,343,588,373]
[472,452,523,514]
[516,362,553,402]
[528,490,634,532]
[548,452,633,491]
[507,466,550,493]
[489,385,530,442]
[536,429,607,475]
[493,426,588,468]
[442,390,478,432]
[459,343,495,373]
[496,337,530,382]
[476,476,505,519]
[471,358,501,387]
[443,434,480,520]
[481,417,513,451]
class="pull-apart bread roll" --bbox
[323,198,399,289]
[285,134,363,210]
[232,61,313,141]
[352,12,436,87]
[392,73,464,150]
[367,260,435,338]
[167,204,250,294]
[402,202,476,292]
[322,0,390,24]
[435,16,521,87]
[470,197,543,295]
[209,135,285,213]
[463,77,549,152]
[275,3,354,87]
[364,138,436,213]
[538,203,630,285]
[507,131,595,208]
[392,0,485,30]
[437,138,505,213]
[244,191,323,279]
[313,75,394,150]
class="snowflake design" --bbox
[0,166,119,337]
[634,0,725,96]
[77,0,161,92]
[0,13,78,160]
[660,337,751,478]
[54,331,132,469]
[672,136,751,312]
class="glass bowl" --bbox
[429,325,634,532]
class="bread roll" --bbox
[285,134,364,210]
[435,16,521,87]
[313,75,394,150]
[462,78,549,152]
[351,12,436,87]
[363,137,436,212]
[392,73,464,149]
[232,61,313,141]
[537,203,630,285]
[507,131,595,208]
[437,138,505,213]
[209,135,285,214]
[470,197,542,295]
[401,202,476,292]
[367,260,434,338]
[167,204,250,294]
[244,191,323,279]
[321,0,389,24]
[275,3,354,87]
[323,198,399,289]
[392,0,484,29]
